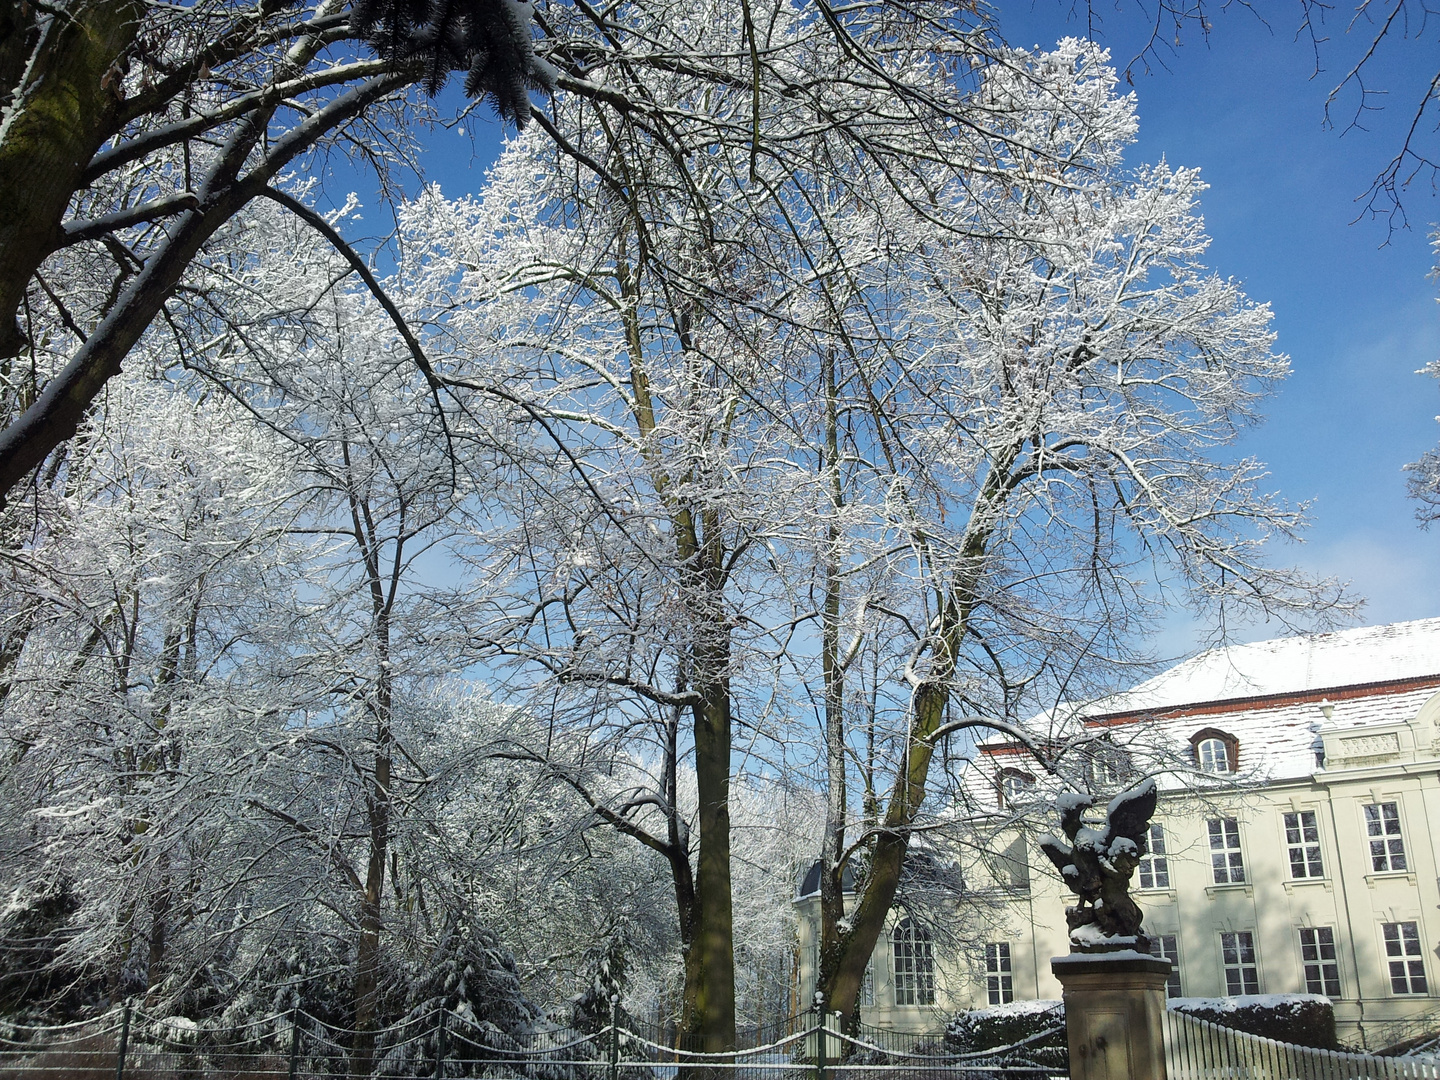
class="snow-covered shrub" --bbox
[0,879,101,1021]
[365,918,547,1079]
[214,935,356,1034]
[567,940,625,1035]
[1169,994,1337,1049]
[394,918,541,1035]
[945,999,1066,1068]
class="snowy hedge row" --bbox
[1169,994,1338,1050]
[944,993,1338,1054]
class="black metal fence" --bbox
[0,1000,1067,1080]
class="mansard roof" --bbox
[1088,617,1440,719]
[974,618,1440,790]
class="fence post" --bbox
[114,1000,132,1080]
[434,1008,447,1079]
[288,1009,301,1080]
[812,992,826,1080]
[609,994,620,1080]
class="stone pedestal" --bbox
[1051,952,1171,1080]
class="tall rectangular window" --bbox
[1366,803,1408,872]
[1298,927,1341,996]
[985,943,1014,1006]
[892,918,935,1006]
[1284,811,1324,878]
[1220,931,1260,995]
[1383,922,1428,995]
[860,959,874,1006]
[1138,823,1170,889]
[1209,818,1245,884]
[1148,934,1181,997]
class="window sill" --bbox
[1206,883,1253,899]
[1136,888,1178,902]
[1282,878,1332,893]
[1365,871,1417,888]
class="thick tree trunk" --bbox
[821,677,948,1029]
[143,621,186,991]
[147,852,171,984]
[350,714,390,1075]
[354,695,391,1033]
[0,0,142,359]
[685,663,737,1053]
[0,70,408,507]
[621,260,737,1054]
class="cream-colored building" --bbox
[795,619,1440,1048]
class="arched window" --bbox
[998,768,1036,808]
[1191,728,1238,774]
[891,917,935,1006]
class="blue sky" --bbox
[408,5,1440,656]
[990,3,1440,651]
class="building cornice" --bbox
[1081,673,1440,727]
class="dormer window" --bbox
[999,768,1035,808]
[1197,738,1229,772]
[1190,728,1238,774]
[1086,740,1133,788]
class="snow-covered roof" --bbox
[1118,682,1439,780]
[972,619,1440,795]
[1090,618,1440,717]
[795,860,856,899]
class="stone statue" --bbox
[1038,778,1157,953]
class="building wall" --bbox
[795,689,1440,1048]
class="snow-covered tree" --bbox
[0,374,307,1013]
[0,0,1011,513]
[383,4,1007,1049]
[0,0,562,503]
[0,196,529,1037]
[804,40,1347,1025]
[390,34,1346,1040]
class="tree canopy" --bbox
[0,0,1354,1051]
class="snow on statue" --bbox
[1039,779,1158,953]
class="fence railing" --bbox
[0,1002,1066,1080]
[1163,1009,1440,1080]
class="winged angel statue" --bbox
[1038,779,1159,953]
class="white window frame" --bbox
[985,942,1014,1006]
[1298,926,1341,997]
[1208,817,1246,885]
[891,918,935,1007]
[1365,803,1408,873]
[999,769,1035,809]
[1148,934,1181,997]
[1284,810,1324,879]
[1197,737,1231,773]
[1382,922,1429,996]
[1137,822,1170,890]
[1220,931,1260,995]
[1088,742,1131,788]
